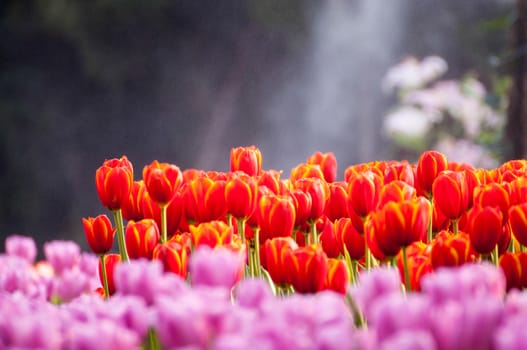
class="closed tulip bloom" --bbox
[377,180,416,210]
[383,162,415,186]
[260,237,298,286]
[152,240,188,278]
[189,220,233,248]
[499,252,527,291]
[430,230,474,269]
[432,170,469,220]
[290,163,325,182]
[290,189,312,228]
[122,180,147,222]
[508,177,527,206]
[473,182,510,224]
[415,150,448,197]
[142,160,183,205]
[285,244,328,293]
[334,217,365,260]
[347,171,382,218]
[306,151,337,183]
[365,211,396,260]
[324,182,349,221]
[181,176,227,224]
[508,203,527,247]
[324,258,349,295]
[82,214,115,255]
[230,145,262,176]
[382,197,431,248]
[125,219,160,259]
[258,193,296,242]
[98,253,121,296]
[257,169,284,194]
[225,173,259,219]
[465,205,503,255]
[95,156,134,210]
[294,177,329,223]
[319,220,341,258]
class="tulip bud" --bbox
[258,193,296,242]
[190,220,233,248]
[95,156,134,210]
[285,245,328,294]
[225,173,259,219]
[306,151,337,183]
[465,205,503,255]
[324,258,349,295]
[152,240,188,278]
[230,146,262,176]
[415,150,448,197]
[125,219,160,259]
[334,217,365,260]
[260,237,298,286]
[82,214,115,255]
[98,253,121,296]
[142,160,183,205]
[432,170,469,220]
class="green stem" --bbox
[452,219,458,235]
[160,204,168,243]
[402,246,411,292]
[253,228,261,277]
[345,293,365,328]
[427,198,434,243]
[112,209,129,262]
[147,328,161,350]
[492,244,499,266]
[310,221,318,245]
[100,254,110,299]
[237,218,246,244]
[365,243,372,271]
[343,245,354,284]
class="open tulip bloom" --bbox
[4,147,527,349]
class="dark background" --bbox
[0,0,515,249]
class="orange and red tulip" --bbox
[430,230,474,269]
[473,183,510,224]
[82,214,115,255]
[324,182,349,221]
[508,203,527,247]
[122,180,147,222]
[258,193,296,242]
[324,258,349,295]
[306,151,337,183]
[285,244,328,294]
[98,253,121,296]
[142,160,183,205]
[260,237,298,286]
[334,217,365,261]
[415,150,448,197]
[189,220,233,248]
[225,173,259,219]
[465,205,503,255]
[152,240,188,278]
[181,176,227,224]
[432,170,469,220]
[347,171,382,218]
[125,219,160,259]
[95,156,134,211]
[230,145,262,177]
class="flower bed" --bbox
[2,146,527,349]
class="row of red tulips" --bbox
[83,146,527,296]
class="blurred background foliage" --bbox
[0,0,516,247]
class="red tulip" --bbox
[290,163,325,182]
[189,220,233,248]
[432,171,469,220]
[95,156,134,210]
[377,180,416,210]
[499,252,527,291]
[508,203,527,247]
[383,162,415,186]
[142,160,183,205]
[225,173,259,219]
[181,176,227,224]
[152,240,188,278]
[396,242,431,292]
[293,177,329,223]
[465,205,503,255]
[508,177,527,206]
[98,253,121,296]
[258,193,296,242]
[125,219,160,259]
[285,244,328,294]
[306,151,337,183]
[365,211,397,260]
[260,237,298,286]
[258,170,285,194]
[473,183,510,224]
[347,171,382,218]
[324,258,349,295]
[319,219,340,258]
[230,146,262,176]
[324,182,349,221]
[382,197,431,248]
[290,189,312,228]
[122,180,147,221]
[82,214,115,255]
[415,150,448,197]
[334,217,365,260]
[430,230,474,269]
